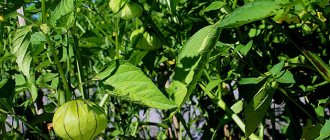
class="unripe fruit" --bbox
[119,3,143,20]
[130,28,162,50]
[109,0,125,13]
[52,99,107,140]
[109,0,142,19]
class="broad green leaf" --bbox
[30,32,46,44]
[204,1,226,12]
[166,81,187,105]
[93,60,177,110]
[216,1,281,28]
[270,61,285,76]
[244,80,277,137]
[12,26,38,101]
[168,25,221,107]
[12,26,32,76]
[301,119,322,140]
[316,120,330,140]
[50,0,75,27]
[276,70,295,84]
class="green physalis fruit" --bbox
[52,99,107,140]
[109,0,143,20]
[130,28,162,51]
[109,0,125,13]
[119,3,143,19]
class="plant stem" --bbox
[72,34,85,99]
[115,17,121,59]
[99,94,109,107]
[45,34,71,102]
[175,113,194,140]
[232,0,238,9]
[41,0,46,23]
[199,84,261,139]
[217,99,262,140]
[278,87,319,122]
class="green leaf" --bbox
[276,70,295,84]
[216,0,281,28]
[204,1,226,12]
[244,81,277,137]
[93,60,177,110]
[239,77,265,85]
[166,81,187,105]
[36,73,59,88]
[205,80,222,94]
[316,120,330,140]
[50,0,75,27]
[30,32,46,44]
[231,100,243,114]
[270,61,285,76]
[235,40,253,56]
[12,26,33,76]
[168,25,221,107]
[128,50,149,65]
[301,119,322,140]
[12,26,38,102]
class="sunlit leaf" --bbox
[50,0,75,27]
[168,25,221,107]
[204,1,226,12]
[276,70,295,84]
[216,0,281,28]
[11,26,38,102]
[93,60,177,110]
[316,119,330,140]
[270,61,285,76]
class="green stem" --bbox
[45,34,71,102]
[232,0,238,9]
[83,15,116,45]
[199,84,261,139]
[115,17,121,59]
[278,87,319,122]
[175,113,194,140]
[138,122,169,128]
[259,123,264,139]
[41,0,46,23]
[72,34,85,99]
[99,94,109,107]
[217,100,261,140]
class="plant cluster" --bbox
[0,0,329,139]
